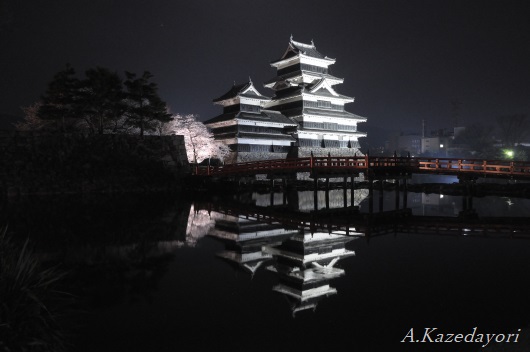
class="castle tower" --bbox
[264,37,367,157]
[204,79,297,163]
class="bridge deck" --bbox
[194,156,530,180]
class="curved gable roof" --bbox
[213,80,269,103]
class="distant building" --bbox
[386,132,421,156]
[206,37,367,163]
[421,128,456,156]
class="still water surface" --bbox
[3,189,530,351]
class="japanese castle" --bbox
[205,37,367,163]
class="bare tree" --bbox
[496,114,530,147]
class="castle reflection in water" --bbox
[182,186,530,315]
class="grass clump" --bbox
[0,225,68,352]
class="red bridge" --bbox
[194,155,530,180]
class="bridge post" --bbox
[325,177,330,209]
[403,178,408,208]
[368,178,374,214]
[378,180,384,213]
[270,177,275,206]
[395,179,400,210]
[350,174,356,207]
[343,176,348,208]
[282,177,287,205]
[313,177,318,211]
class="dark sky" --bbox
[1,0,529,144]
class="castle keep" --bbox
[205,37,367,163]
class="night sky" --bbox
[1,0,529,145]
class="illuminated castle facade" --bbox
[205,37,367,163]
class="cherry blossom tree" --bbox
[13,101,53,131]
[158,114,230,163]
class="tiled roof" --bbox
[264,70,343,86]
[303,108,367,121]
[213,82,250,102]
[240,110,297,125]
[290,39,325,59]
[279,107,367,121]
[273,86,303,100]
[272,85,353,101]
[213,81,269,103]
[271,37,334,64]
[204,112,237,125]
[204,110,296,126]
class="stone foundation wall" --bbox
[296,147,364,158]
[0,131,189,196]
[225,151,288,164]
[294,147,364,181]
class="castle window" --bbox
[241,104,261,113]
[317,100,331,108]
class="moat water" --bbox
[2,185,530,352]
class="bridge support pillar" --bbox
[313,178,318,211]
[395,179,400,210]
[379,180,384,213]
[270,177,275,206]
[350,174,356,207]
[368,178,374,214]
[403,178,408,209]
[325,177,330,209]
[282,177,287,205]
[343,177,348,208]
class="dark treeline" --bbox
[16,65,172,137]
[452,114,530,160]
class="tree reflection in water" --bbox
[3,189,530,351]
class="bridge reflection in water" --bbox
[191,185,530,315]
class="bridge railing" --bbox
[194,156,530,178]
[417,158,530,177]
[194,155,420,176]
